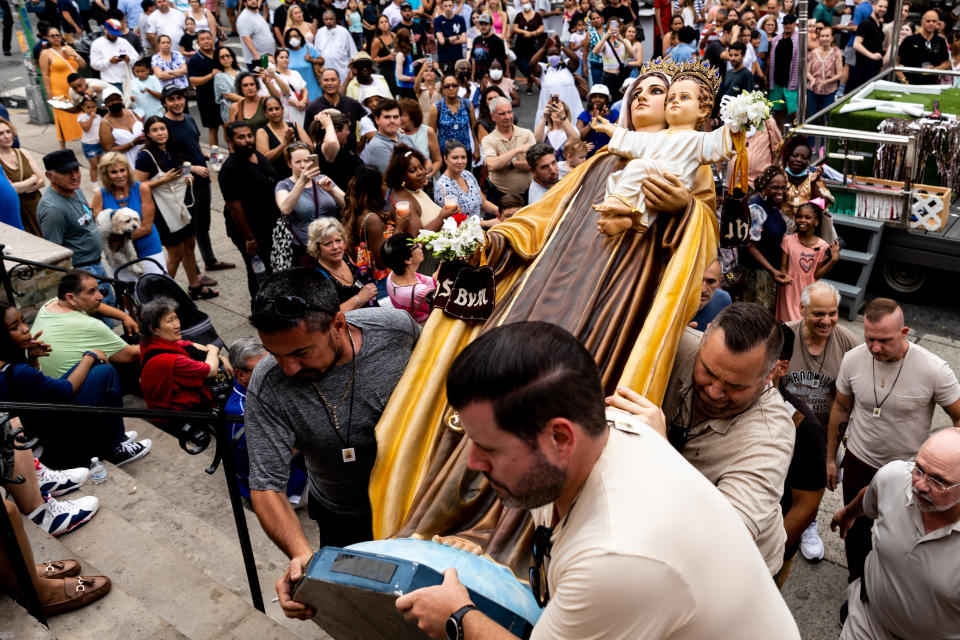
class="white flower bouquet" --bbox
[719,90,775,134]
[413,214,486,262]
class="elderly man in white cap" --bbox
[314,9,357,85]
[576,83,616,158]
[89,18,138,90]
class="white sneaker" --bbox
[28,496,100,537]
[800,520,825,562]
[124,430,138,443]
[36,461,89,498]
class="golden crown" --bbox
[638,57,680,79]
[672,58,722,96]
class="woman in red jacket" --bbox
[139,298,232,411]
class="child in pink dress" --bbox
[776,200,840,321]
[382,233,437,325]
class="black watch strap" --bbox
[446,604,478,640]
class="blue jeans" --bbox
[807,90,836,123]
[37,362,125,469]
[590,60,604,87]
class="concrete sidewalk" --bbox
[8,106,960,638]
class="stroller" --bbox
[115,258,224,349]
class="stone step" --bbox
[114,413,328,640]
[21,513,186,640]
[24,415,318,640]
[0,596,58,640]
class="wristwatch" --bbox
[445,604,478,640]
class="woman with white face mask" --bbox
[486,60,520,107]
[530,33,582,122]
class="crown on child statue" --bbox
[638,57,681,80]
[673,59,722,96]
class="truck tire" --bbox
[882,260,925,294]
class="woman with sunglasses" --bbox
[213,46,242,125]
[428,75,478,169]
[276,143,345,266]
[38,26,86,149]
[255,96,312,179]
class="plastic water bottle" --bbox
[251,255,267,279]
[89,457,107,485]
[209,146,222,172]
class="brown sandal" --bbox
[36,559,80,580]
[41,575,112,616]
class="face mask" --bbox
[107,102,124,114]
[522,3,532,11]
[785,165,808,177]
[288,37,301,47]
[547,54,562,67]
[489,68,503,80]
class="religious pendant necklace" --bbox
[799,328,832,389]
[312,327,358,463]
[870,345,907,418]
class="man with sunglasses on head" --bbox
[245,267,419,621]
[831,428,960,639]
[661,302,796,577]
[397,321,799,640]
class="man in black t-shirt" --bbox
[897,10,950,85]
[161,86,234,273]
[303,68,366,150]
[704,20,736,84]
[601,0,634,28]
[849,0,887,92]
[774,326,828,586]
[186,30,221,147]
[391,3,427,61]
[469,14,507,82]
[220,122,282,296]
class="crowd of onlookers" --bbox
[2,0,960,631]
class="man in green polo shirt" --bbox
[31,270,140,379]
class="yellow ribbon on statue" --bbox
[731,129,749,194]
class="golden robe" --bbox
[369,150,720,574]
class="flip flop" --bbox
[205,260,236,271]
[188,286,219,300]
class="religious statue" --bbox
[369,58,722,576]
[593,61,737,236]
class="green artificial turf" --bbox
[824,88,960,185]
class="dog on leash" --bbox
[96,208,144,277]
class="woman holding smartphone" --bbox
[255,95,312,179]
[593,18,634,100]
[275,143,345,267]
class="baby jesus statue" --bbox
[591,60,746,237]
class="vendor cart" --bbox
[787,0,960,317]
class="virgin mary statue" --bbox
[369,59,721,574]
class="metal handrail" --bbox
[0,401,264,623]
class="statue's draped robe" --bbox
[369,150,720,575]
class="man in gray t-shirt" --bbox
[359,99,414,174]
[245,268,419,620]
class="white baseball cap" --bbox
[588,84,610,99]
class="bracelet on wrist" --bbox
[83,350,101,363]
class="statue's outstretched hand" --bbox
[591,115,615,137]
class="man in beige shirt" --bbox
[480,96,536,203]
[397,321,800,639]
[827,297,960,585]
[831,428,960,639]
[662,303,797,576]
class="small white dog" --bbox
[96,208,144,277]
